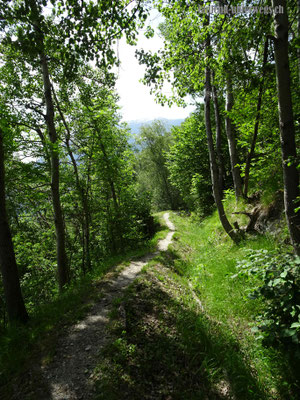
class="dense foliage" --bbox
[233,249,300,347]
[166,110,214,216]
[137,0,300,249]
[0,74,154,326]
[134,120,183,211]
[0,0,152,326]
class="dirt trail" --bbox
[38,212,175,400]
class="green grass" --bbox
[169,211,298,398]
[92,210,298,400]
[170,211,276,323]
[0,214,168,396]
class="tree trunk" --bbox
[297,0,300,83]
[0,127,28,324]
[203,30,239,243]
[82,196,91,271]
[40,55,69,289]
[225,75,243,200]
[30,0,69,289]
[244,39,269,198]
[212,79,225,195]
[53,89,92,272]
[272,0,300,255]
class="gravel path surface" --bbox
[36,212,175,400]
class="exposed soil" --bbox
[14,213,175,400]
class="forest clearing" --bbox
[0,0,300,399]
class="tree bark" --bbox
[40,55,69,289]
[243,39,269,198]
[212,79,225,195]
[272,0,300,255]
[0,127,28,324]
[297,0,300,83]
[225,75,243,200]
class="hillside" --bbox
[127,118,185,135]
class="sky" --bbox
[116,9,195,122]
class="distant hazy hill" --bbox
[127,118,185,135]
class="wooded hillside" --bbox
[0,1,299,398]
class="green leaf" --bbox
[290,322,300,329]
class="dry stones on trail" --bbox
[34,213,175,400]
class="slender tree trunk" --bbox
[40,55,69,289]
[244,39,269,198]
[204,30,239,243]
[53,90,92,272]
[272,0,300,255]
[30,0,69,289]
[0,127,28,324]
[212,79,225,195]
[82,197,91,271]
[297,0,300,83]
[225,75,243,200]
[205,69,239,243]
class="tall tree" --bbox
[18,0,70,290]
[204,25,240,243]
[225,75,243,200]
[272,0,300,255]
[0,124,28,324]
[211,78,225,195]
[243,39,269,199]
[166,112,213,215]
[137,0,241,241]
[0,0,148,288]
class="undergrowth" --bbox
[232,249,300,347]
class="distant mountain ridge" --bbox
[126,118,185,135]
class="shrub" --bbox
[232,249,300,348]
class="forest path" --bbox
[37,212,175,400]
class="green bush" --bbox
[232,249,300,347]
